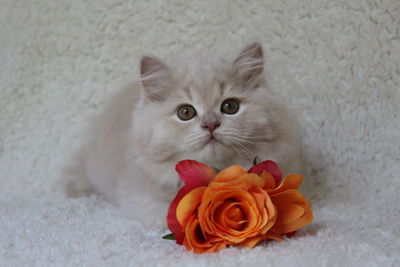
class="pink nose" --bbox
[201,121,221,133]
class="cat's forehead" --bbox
[174,57,231,107]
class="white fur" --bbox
[64,43,301,229]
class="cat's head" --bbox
[133,43,290,170]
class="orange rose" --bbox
[198,167,277,244]
[176,166,278,251]
[176,187,227,253]
[261,173,313,234]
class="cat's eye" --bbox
[177,105,197,121]
[221,99,240,115]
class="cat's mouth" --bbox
[205,135,223,145]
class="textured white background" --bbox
[1,0,399,266]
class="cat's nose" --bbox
[201,121,221,133]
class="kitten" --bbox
[63,42,301,229]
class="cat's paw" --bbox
[65,177,94,198]
[61,162,95,198]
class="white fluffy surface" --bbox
[1,0,400,266]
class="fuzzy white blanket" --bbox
[1,0,399,266]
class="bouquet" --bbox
[163,160,313,253]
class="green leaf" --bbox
[162,233,176,240]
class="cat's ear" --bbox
[233,42,264,87]
[140,56,173,101]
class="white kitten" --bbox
[63,43,301,229]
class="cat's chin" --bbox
[185,141,232,168]
[197,140,223,154]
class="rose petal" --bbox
[183,215,227,253]
[215,201,247,230]
[176,187,206,227]
[261,172,276,190]
[167,186,190,244]
[248,160,282,186]
[275,204,305,225]
[167,160,216,244]
[214,165,247,182]
[240,174,266,188]
[213,173,265,190]
[251,187,277,234]
[268,174,303,195]
[225,204,247,229]
[270,189,313,234]
[176,160,216,188]
[251,190,266,212]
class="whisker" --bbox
[221,130,273,142]
[230,142,255,162]
[184,134,207,149]
[221,132,258,145]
